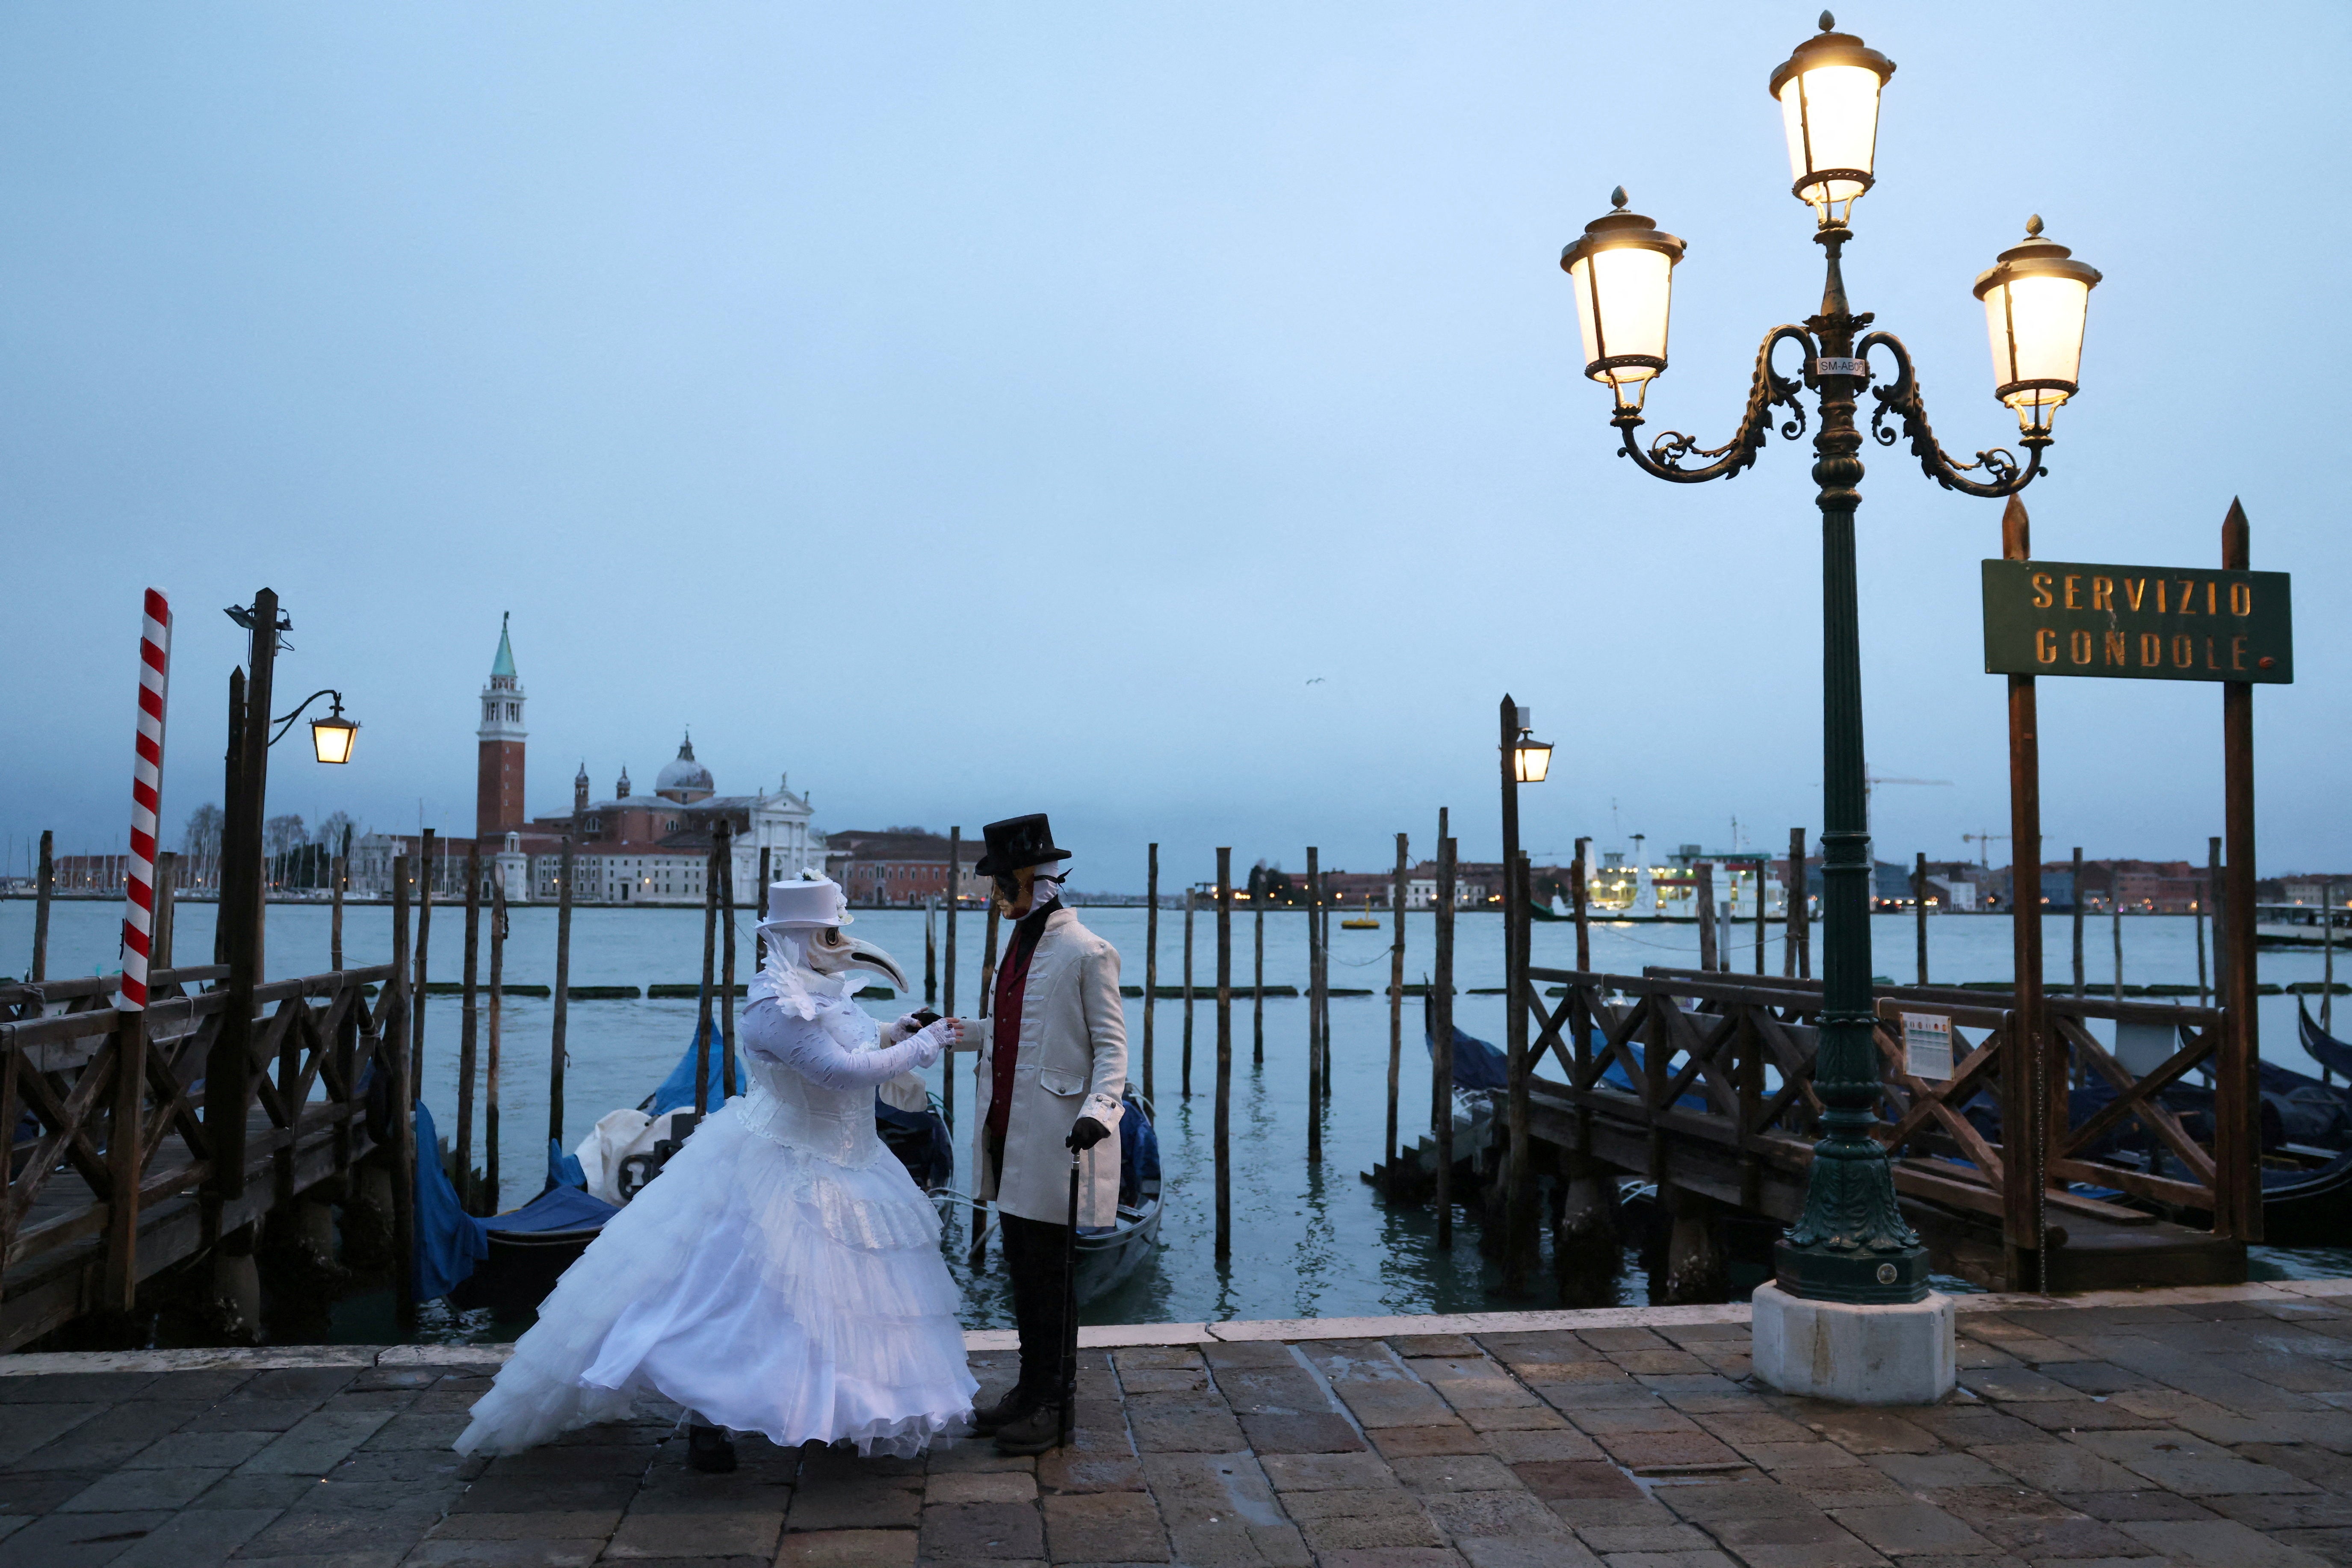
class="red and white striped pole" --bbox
[119,589,172,1011]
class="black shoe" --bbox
[993,1400,1065,1456]
[969,1388,1032,1438]
[687,1423,737,1473]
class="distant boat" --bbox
[1341,916,1382,930]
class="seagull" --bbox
[1306,676,1326,685]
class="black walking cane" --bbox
[1060,1140,1081,1451]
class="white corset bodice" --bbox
[733,1051,886,1169]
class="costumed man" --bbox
[967,813,1127,1455]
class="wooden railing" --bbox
[1522,965,2252,1284]
[1,961,407,1349]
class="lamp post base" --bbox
[1750,1281,1955,1405]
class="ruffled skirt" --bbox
[453,1098,976,1456]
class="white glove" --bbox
[883,1012,927,1046]
[905,1019,957,1069]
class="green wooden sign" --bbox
[1981,559,2292,684]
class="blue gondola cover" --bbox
[645,1021,740,1116]
[485,1182,620,1236]
[413,1101,489,1301]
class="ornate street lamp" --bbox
[1560,14,2098,1314]
[270,688,361,765]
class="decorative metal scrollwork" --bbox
[1857,331,2045,499]
[1613,325,1816,484]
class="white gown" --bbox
[454,969,976,1458]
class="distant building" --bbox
[823,829,990,908]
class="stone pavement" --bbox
[5,1280,2352,1568]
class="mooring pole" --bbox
[551,831,576,1149]
[718,821,736,1102]
[31,828,53,982]
[1914,850,1929,986]
[1433,822,1457,1250]
[411,827,435,1095]
[1306,845,1323,1163]
[1498,694,1531,1290]
[2221,499,2261,1246]
[1696,862,1718,972]
[458,844,481,1213]
[1572,835,1591,973]
[2112,901,2124,1006]
[2071,846,2086,999]
[1386,831,1407,1196]
[330,826,348,972]
[391,856,416,1317]
[945,827,960,1129]
[1182,887,1195,1098]
[1141,842,1156,1102]
[694,841,719,1116]
[1999,497,2049,1293]
[1253,877,1265,1068]
[2326,879,2337,1045]
[1214,847,1233,1261]
[485,866,506,1212]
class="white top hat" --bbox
[759,873,853,931]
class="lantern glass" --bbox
[1777,63,1883,207]
[1569,245,1675,390]
[1974,220,2100,433]
[1514,740,1552,785]
[311,716,358,765]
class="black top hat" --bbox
[975,814,1072,877]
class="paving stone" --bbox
[1771,1470,1913,1509]
[606,1506,784,1559]
[2205,1496,2352,1530]
[19,1402,211,1470]
[1588,1550,1736,1568]
[361,1412,474,1451]
[1593,1431,1744,1471]
[186,1469,320,1509]
[1547,1498,1682,1529]
[1043,1491,1169,1562]
[1138,1450,1297,1566]
[58,1465,231,1512]
[2116,1516,2334,1567]
[1455,1539,1600,1568]
[1964,1441,2141,1494]
[1122,1393,1244,1454]
[0,1509,175,1568]
[1480,1429,1603,1464]
[1575,1522,1715,1552]
[1314,1551,1467,1568]
[1477,1333,1605,1367]
[0,1465,109,1512]
[1033,1452,1145,1495]
[775,1528,919,1568]
[1512,1462,1643,1502]
[1911,1485,2074,1524]
[1391,1337,1485,1359]
[1827,1502,1994,1555]
[1609,1352,1712,1377]
[1570,1408,1701,1436]
[0,1400,106,1466]
[4,1372,162,1402]
[1791,1408,1940,1455]
[1217,1370,1331,1414]
[1116,1368,1208,1395]
[119,1427,277,1471]
[1975,1514,2144,1559]
[453,1472,646,1514]
[399,1541,607,1566]
[1337,1383,1458,1429]
[786,1474,924,1532]
[928,1447,1036,1476]
[1695,1414,1820,1447]
[2173,1409,2352,1448]
[2038,1361,2165,1395]
[1288,1488,1446,1552]
[919,1501,1045,1561]
[427,1510,626,1538]
[1741,1443,1862,1471]
[1261,1452,1397,1491]
[2270,1528,2352,1567]
[104,1505,281,1567]
[1870,1452,2016,1491]
[1701,1512,1884,1568]
[239,1409,397,1474]
[1421,1489,1568,1542]
[1238,1413,1364,1454]
[1458,1408,1567,1434]
[1370,1425,1488,1459]
[1111,1347,1204,1372]
[2055,1490,2221,1521]
[1389,1455,1520,1493]
[926,1472,1037,1505]
[1203,1341,1301,1371]
[328,1447,485,1487]
[2068,1430,2319,1495]
[236,1502,443,1557]
[1896,1408,2046,1450]
[2237,1445,2352,1491]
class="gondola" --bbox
[1072,1087,1164,1303]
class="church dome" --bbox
[655,734,715,803]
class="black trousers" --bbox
[990,1135,1073,1408]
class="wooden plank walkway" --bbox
[3,1281,2351,1566]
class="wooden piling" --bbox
[1498,694,1530,1290]
[1695,862,1718,972]
[2111,901,2124,1006]
[2000,496,2050,1291]
[208,667,254,1202]
[925,898,937,1005]
[1914,851,1929,985]
[1214,847,1232,1261]
[1572,835,1591,973]
[945,827,960,1128]
[1753,853,1767,974]
[758,846,772,971]
[1182,887,1195,1098]
[1319,877,1333,1098]
[31,829,51,982]
[2209,836,2226,1012]
[1433,821,1456,1251]
[1142,843,1157,1101]
[411,829,434,1093]
[550,831,575,1150]
[718,821,737,1101]
[458,844,481,1213]
[2221,499,2260,1245]
[2196,857,2211,1010]
[485,865,505,1212]
[2327,880,2337,1041]
[1253,876,1265,1068]
[153,851,179,974]
[391,857,416,1317]
[104,1001,146,1311]
[330,824,350,972]
[1784,829,1807,977]
[694,840,719,1115]
[1306,845,1323,1163]
[968,897,999,1269]
[2071,846,2086,998]
[1385,833,1407,1193]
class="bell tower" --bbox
[476,613,528,840]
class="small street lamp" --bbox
[1560,15,2098,1319]
[270,689,362,765]
[1512,708,1554,785]
[1498,695,1551,1289]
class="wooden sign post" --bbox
[1983,497,2287,1270]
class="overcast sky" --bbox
[3,3,2346,892]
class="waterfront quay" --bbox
[5,1279,2352,1568]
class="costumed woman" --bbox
[455,874,977,1471]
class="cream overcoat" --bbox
[970,907,1127,1226]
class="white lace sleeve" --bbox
[741,996,932,1092]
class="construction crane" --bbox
[1861,769,1950,835]
[1961,830,2011,868]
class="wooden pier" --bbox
[1,955,409,1352]
[1519,964,2253,1293]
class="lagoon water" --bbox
[7,895,2347,1337]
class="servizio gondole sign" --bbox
[1981,560,2293,683]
